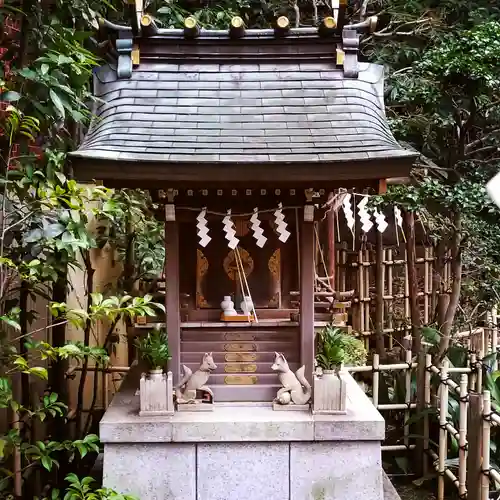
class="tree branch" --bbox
[465,129,500,153]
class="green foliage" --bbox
[43,473,138,500]
[315,326,367,370]
[135,327,171,370]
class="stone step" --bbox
[181,330,298,342]
[211,384,280,402]
[181,362,299,375]
[181,350,299,364]
[208,373,281,385]
[181,340,296,353]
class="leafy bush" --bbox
[315,326,367,371]
[135,328,171,370]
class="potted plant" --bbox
[313,326,367,414]
[135,327,174,416]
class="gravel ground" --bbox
[395,482,437,500]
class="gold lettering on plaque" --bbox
[225,333,256,341]
[224,375,258,385]
[224,364,257,373]
[225,353,257,362]
[224,343,256,352]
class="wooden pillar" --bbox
[165,206,181,384]
[326,192,336,290]
[300,215,315,383]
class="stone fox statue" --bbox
[175,352,217,403]
[271,352,311,405]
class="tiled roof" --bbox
[72,60,415,164]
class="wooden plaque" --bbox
[224,343,256,352]
[225,353,257,362]
[224,375,258,385]
[224,364,257,373]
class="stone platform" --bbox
[100,366,390,500]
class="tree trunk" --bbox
[49,273,68,441]
[438,213,462,356]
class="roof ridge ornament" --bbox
[341,16,378,78]
[116,36,134,79]
[342,28,360,78]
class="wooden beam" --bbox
[300,216,315,386]
[165,217,181,384]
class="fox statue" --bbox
[271,352,311,405]
[175,352,217,404]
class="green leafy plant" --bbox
[38,473,138,500]
[315,326,367,371]
[135,328,171,370]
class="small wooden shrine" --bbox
[70,8,417,402]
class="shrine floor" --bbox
[99,364,399,500]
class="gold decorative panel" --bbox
[223,247,254,281]
[225,353,257,362]
[224,375,258,385]
[224,364,257,373]
[224,343,256,352]
[196,249,209,308]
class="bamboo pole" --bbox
[404,346,412,449]
[387,248,394,350]
[372,353,379,408]
[458,374,468,498]
[405,211,421,353]
[364,248,370,334]
[382,444,417,451]
[375,233,385,356]
[438,361,449,500]
[358,249,364,334]
[424,354,432,476]
[477,349,483,393]
[493,306,498,372]
[470,353,477,392]
[424,247,430,324]
[482,391,491,500]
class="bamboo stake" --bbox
[387,248,394,350]
[482,391,491,500]
[424,354,432,476]
[470,352,477,392]
[458,374,468,498]
[364,248,370,333]
[358,250,364,334]
[404,346,412,449]
[372,353,379,408]
[477,349,483,393]
[492,306,498,372]
[404,247,410,324]
[438,361,449,500]
[382,444,417,451]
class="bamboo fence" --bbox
[334,243,452,350]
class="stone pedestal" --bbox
[100,365,390,500]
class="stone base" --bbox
[273,402,310,411]
[101,365,386,500]
[139,409,174,417]
[312,409,347,415]
[177,403,214,412]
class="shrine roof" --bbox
[70,26,417,184]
